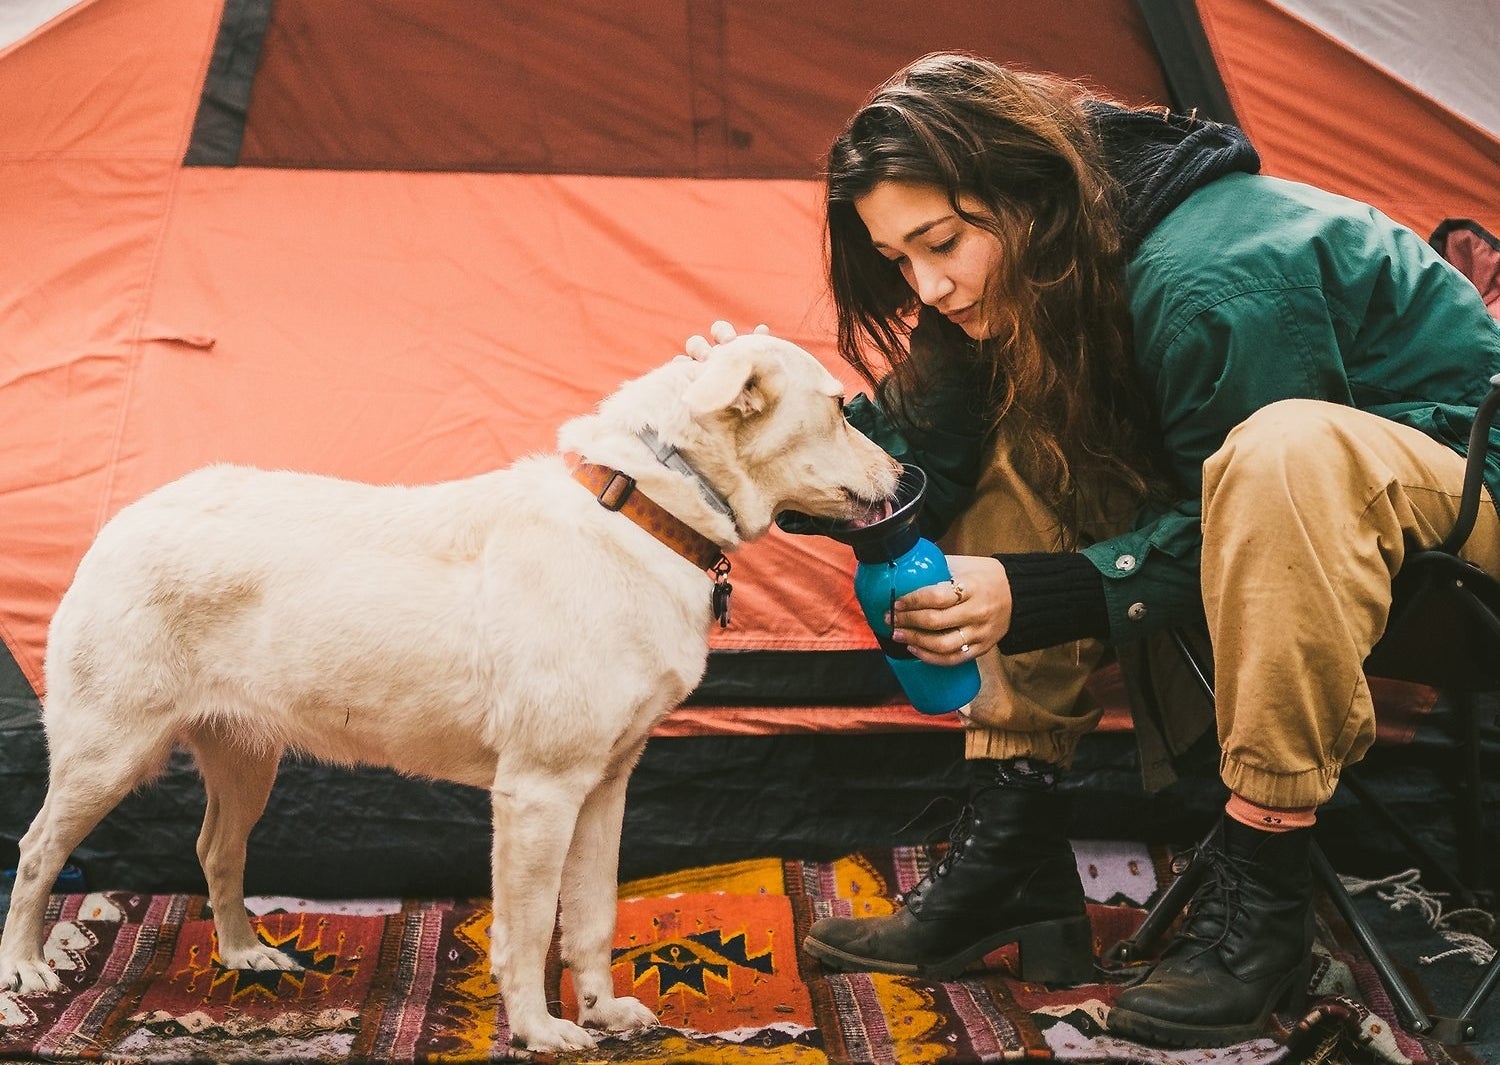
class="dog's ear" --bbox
[682,349,767,420]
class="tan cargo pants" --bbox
[940,399,1500,809]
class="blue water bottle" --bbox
[814,465,983,715]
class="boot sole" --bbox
[1106,956,1313,1048]
[803,913,1093,985]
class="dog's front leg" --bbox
[490,773,596,1053]
[560,744,657,1037]
[2,728,175,994]
[1,794,76,994]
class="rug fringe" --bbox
[1338,868,1496,965]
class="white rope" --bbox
[1339,868,1496,966]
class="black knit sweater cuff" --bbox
[994,552,1109,654]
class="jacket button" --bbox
[1127,602,1147,621]
[1114,554,1137,572]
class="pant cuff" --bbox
[964,727,1081,768]
[1219,753,1341,809]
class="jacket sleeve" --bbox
[1082,284,1351,641]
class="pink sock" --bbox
[1225,793,1316,832]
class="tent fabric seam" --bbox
[0,153,190,163]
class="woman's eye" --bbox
[932,236,958,253]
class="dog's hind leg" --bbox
[560,743,656,1037]
[189,732,297,973]
[0,724,175,994]
[489,770,598,1054]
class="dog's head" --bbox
[672,334,902,541]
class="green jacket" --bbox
[850,173,1500,644]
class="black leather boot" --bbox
[1108,818,1315,1047]
[803,761,1093,984]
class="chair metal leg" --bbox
[1455,689,1485,891]
[1320,833,1500,1045]
[1312,844,1435,1037]
[1103,827,1212,966]
[1430,953,1500,1045]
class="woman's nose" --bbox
[909,260,954,306]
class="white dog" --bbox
[0,333,900,1052]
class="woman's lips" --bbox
[943,305,976,325]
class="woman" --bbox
[702,52,1500,1047]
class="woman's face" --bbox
[855,180,1006,341]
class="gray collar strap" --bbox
[636,428,737,523]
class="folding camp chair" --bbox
[1108,373,1500,1046]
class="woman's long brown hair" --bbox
[826,52,1168,543]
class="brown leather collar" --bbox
[572,463,728,574]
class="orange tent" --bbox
[1,0,1496,884]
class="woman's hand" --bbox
[684,320,770,360]
[890,555,1012,665]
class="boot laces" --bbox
[1173,843,1255,958]
[896,798,972,903]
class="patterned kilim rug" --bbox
[0,840,1484,1064]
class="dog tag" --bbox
[711,580,733,628]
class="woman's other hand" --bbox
[890,555,1012,664]
[684,320,770,360]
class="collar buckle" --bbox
[594,470,636,511]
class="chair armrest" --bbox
[1440,373,1500,555]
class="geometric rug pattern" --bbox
[0,841,1484,1063]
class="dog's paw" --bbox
[579,994,657,1035]
[0,957,62,995]
[217,944,303,973]
[509,1013,597,1053]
